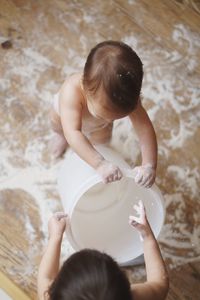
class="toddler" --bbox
[37,201,169,300]
[50,41,157,187]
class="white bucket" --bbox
[58,145,165,265]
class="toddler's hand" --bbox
[133,164,156,188]
[96,160,123,183]
[129,200,151,240]
[48,212,68,240]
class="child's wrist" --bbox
[142,227,155,241]
[49,234,63,243]
[94,155,106,169]
[142,162,156,169]
[140,220,154,239]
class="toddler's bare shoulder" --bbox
[61,73,80,91]
[60,73,83,107]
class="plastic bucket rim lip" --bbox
[150,184,166,234]
[60,150,166,264]
[69,174,165,228]
[68,169,165,214]
[68,174,102,217]
[67,175,165,262]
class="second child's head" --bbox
[83,40,143,122]
[48,249,133,300]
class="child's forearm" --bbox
[38,237,62,283]
[132,234,169,300]
[143,228,169,287]
[37,237,62,299]
[140,122,157,169]
[65,130,105,169]
[130,107,157,169]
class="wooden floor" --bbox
[0,0,200,299]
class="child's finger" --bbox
[103,177,108,184]
[54,212,68,221]
[113,174,118,181]
[138,200,146,215]
[129,215,141,224]
[135,172,143,184]
[133,204,141,215]
[146,176,154,188]
[117,170,122,180]
[138,200,144,210]
[144,182,151,188]
[54,212,67,218]
[140,175,150,186]
[143,173,154,187]
[128,219,138,226]
[107,175,114,182]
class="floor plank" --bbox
[168,262,200,300]
[116,0,200,73]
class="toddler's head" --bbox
[83,40,143,121]
[48,249,133,300]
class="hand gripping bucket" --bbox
[58,145,165,266]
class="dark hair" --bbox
[48,249,133,300]
[83,40,143,113]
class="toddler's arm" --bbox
[129,201,169,300]
[59,86,122,183]
[129,102,157,188]
[37,212,67,300]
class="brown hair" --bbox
[48,249,133,300]
[83,40,143,113]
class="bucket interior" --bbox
[70,177,165,264]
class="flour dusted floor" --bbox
[0,0,200,299]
